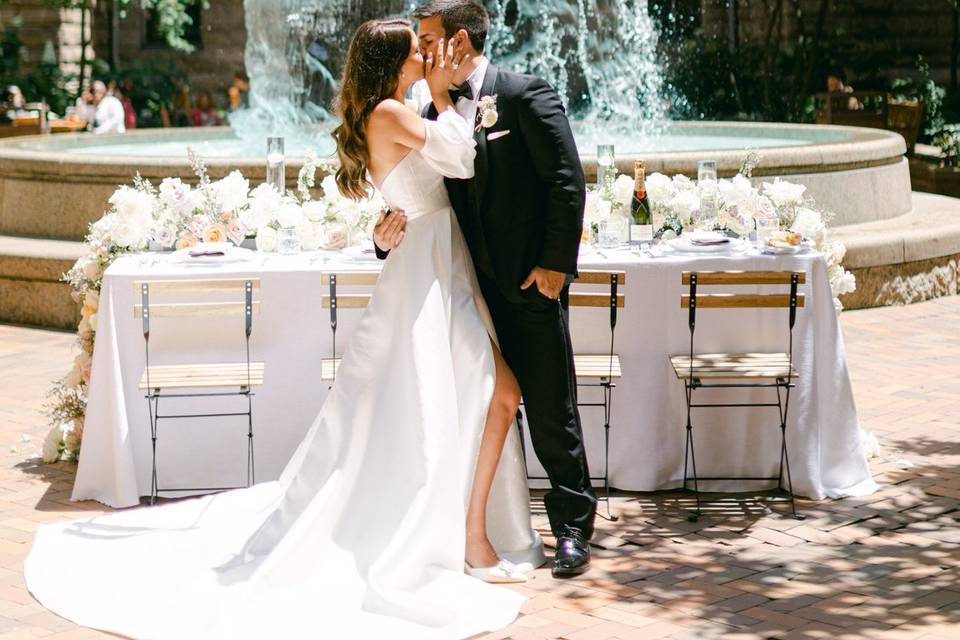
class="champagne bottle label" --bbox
[630,224,653,243]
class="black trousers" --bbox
[477,272,597,539]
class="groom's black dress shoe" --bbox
[552,526,590,578]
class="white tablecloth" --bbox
[73,246,877,508]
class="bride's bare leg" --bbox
[465,340,521,568]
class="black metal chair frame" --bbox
[141,280,257,505]
[680,271,805,522]
[519,272,621,522]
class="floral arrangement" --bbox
[43,150,383,463]
[584,153,855,313]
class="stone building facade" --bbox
[700,0,954,83]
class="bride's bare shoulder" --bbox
[370,99,418,126]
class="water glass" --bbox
[277,227,301,255]
[596,144,615,191]
[266,136,285,192]
[697,159,719,230]
[597,219,623,249]
[756,216,780,250]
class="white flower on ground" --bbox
[212,171,250,212]
[762,178,806,207]
[42,425,63,463]
[256,226,278,252]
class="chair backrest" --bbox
[320,271,379,381]
[681,270,807,363]
[134,278,261,337]
[570,270,626,377]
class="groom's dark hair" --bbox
[412,0,489,53]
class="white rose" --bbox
[82,259,101,281]
[64,361,83,388]
[302,200,327,222]
[213,170,250,212]
[672,174,694,190]
[763,178,806,207]
[612,174,635,209]
[226,220,246,246]
[480,108,498,129]
[256,226,278,252]
[109,186,154,220]
[321,222,349,251]
[645,172,676,207]
[42,425,63,463]
[275,200,304,229]
[824,241,846,267]
[583,191,613,227]
[158,178,199,217]
[791,207,826,244]
[320,174,341,203]
[668,190,699,223]
[297,218,319,251]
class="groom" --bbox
[375,0,596,577]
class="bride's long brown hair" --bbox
[332,19,414,201]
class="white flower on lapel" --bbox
[476,94,498,132]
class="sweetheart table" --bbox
[72,244,877,508]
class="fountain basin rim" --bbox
[0,121,906,180]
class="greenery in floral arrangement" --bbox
[933,125,960,168]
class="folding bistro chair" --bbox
[519,269,625,521]
[137,278,263,504]
[669,270,806,522]
[320,271,380,384]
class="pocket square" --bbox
[487,129,511,141]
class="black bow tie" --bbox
[448,83,474,104]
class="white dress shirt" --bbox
[411,56,489,134]
[94,95,126,135]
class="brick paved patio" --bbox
[0,297,958,639]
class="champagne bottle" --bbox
[629,159,653,246]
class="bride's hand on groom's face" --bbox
[425,38,468,105]
[374,208,406,252]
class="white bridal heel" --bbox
[465,559,528,583]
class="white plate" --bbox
[167,245,255,264]
[341,244,381,261]
[667,236,739,254]
[761,240,811,255]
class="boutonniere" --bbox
[476,95,498,132]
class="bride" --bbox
[25,19,544,640]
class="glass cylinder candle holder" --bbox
[266,136,285,193]
[596,144,615,191]
[697,159,719,231]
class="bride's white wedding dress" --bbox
[25,110,544,639]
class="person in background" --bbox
[119,79,136,130]
[74,87,97,126]
[227,71,249,111]
[827,71,863,111]
[2,85,24,121]
[91,80,126,134]
[190,91,220,126]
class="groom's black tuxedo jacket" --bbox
[379,65,586,304]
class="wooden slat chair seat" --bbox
[136,278,262,503]
[139,362,266,390]
[573,354,622,380]
[669,352,798,380]
[320,358,342,382]
[671,270,807,522]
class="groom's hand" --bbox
[373,208,406,253]
[521,267,565,300]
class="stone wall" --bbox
[90,0,246,110]
[700,0,953,83]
